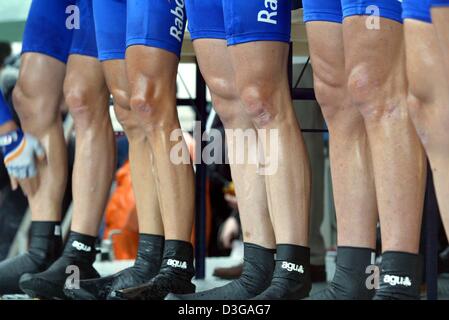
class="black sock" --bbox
[166,242,275,300]
[311,246,376,300]
[373,251,422,300]
[159,239,196,279]
[19,231,100,299]
[111,239,196,300]
[129,234,165,277]
[63,231,98,263]
[65,233,164,300]
[0,221,62,295]
[253,244,311,300]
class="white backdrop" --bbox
[0,0,32,42]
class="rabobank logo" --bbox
[170,0,185,42]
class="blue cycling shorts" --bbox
[185,0,292,45]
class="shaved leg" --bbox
[126,46,194,242]
[114,46,197,301]
[229,41,310,246]
[431,7,449,77]
[344,17,426,254]
[63,54,115,236]
[13,53,67,221]
[60,59,165,301]
[306,22,378,249]
[404,19,449,238]
[193,39,275,249]
[102,59,163,235]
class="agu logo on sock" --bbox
[281,261,304,273]
[167,259,188,269]
[72,240,92,252]
[383,275,412,287]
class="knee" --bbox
[129,95,162,131]
[111,88,142,139]
[406,92,423,120]
[13,82,60,134]
[129,81,175,132]
[407,75,433,114]
[406,93,429,143]
[239,85,280,128]
[64,86,102,129]
[347,64,400,122]
[208,78,240,127]
[12,83,30,118]
[110,87,130,111]
[313,75,346,123]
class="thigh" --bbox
[64,54,107,101]
[193,39,240,106]
[22,0,74,64]
[403,0,439,96]
[306,22,345,82]
[303,0,345,79]
[430,4,449,75]
[404,19,449,136]
[228,41,290,93]
[17,53,66,106]
[102,60,141,131]
[342,0,404,80]
[405,21,448,92]
[127,0,187,58]
[186,2,241,117]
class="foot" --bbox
[64,234,164,300]
[373,251,422,300]
[111,240,195,300]
[19,232,99,299]
[252,244,311,300]
[0,222,61,295]
[311,247,376,300]
[110,272,195,300]
[166,243,274,300]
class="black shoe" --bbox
[252,244,311,300]
[0,222,62,295]
[19,232,99,299]
[311,247,376,300]
[110,240,195,300]
[110,271,196,300]
[166,243,275,300]
[64,234,164,300]
[373,251,422,300]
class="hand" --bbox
[219,216,240,249]
[2,130,46,196]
